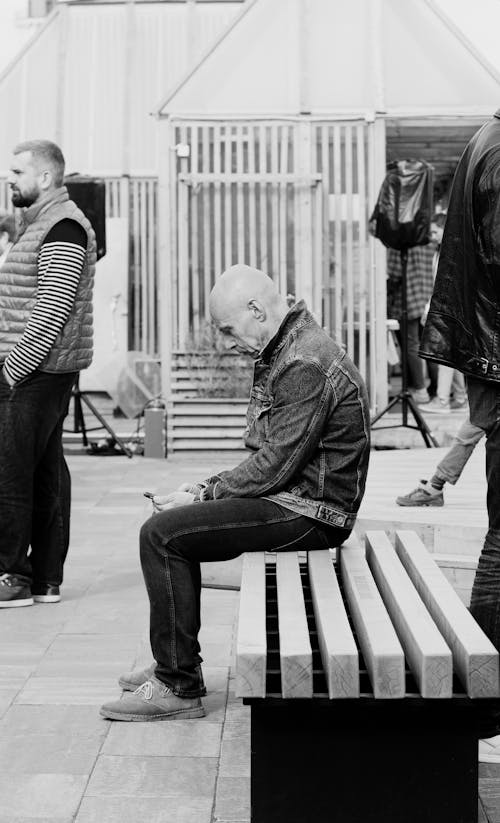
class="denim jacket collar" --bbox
[259,300,310,364]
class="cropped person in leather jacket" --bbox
[420,111,500,762]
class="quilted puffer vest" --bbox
[0,186,96,372]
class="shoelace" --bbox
[0,574,14,587]
[134,680,155,700]
[134,679,171,701]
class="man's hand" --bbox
[151,491,195,512]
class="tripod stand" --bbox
[371,248,438,448]
[67,374,133,458]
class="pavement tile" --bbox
[0,633,55,662]
[214,775,251,822]
[0,707,107,773]
[0,729,104,774]
[0,774,88,819]
[75,796,213,823]
[219,720,251,779]
[85,754,218,798]
[14,677,119,706]
[60,605,148,635]
[33,634,139,678]
[0,818,74,823]
[102,719,222,757]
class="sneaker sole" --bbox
[99,706,206,721]
[396,500,444,507]
[33,595,61,603]
[0,598,34,608]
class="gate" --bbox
[165,118,384,401]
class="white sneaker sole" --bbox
[33,594,60,603]
[100,706,206,722]
[0,597,34,608]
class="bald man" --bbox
[101,265,370,722]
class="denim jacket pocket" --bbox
[247,386,273,434]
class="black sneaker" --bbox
[32,584,61,604]
[0,574,33,608]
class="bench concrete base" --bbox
[247,697,479,823]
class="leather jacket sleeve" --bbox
[202,359,332,499]
[477,147,500,270]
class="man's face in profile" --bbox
[8,151,43,208]
[216,307,263,358]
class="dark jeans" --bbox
[467,377,500,737]
[396,318,426,391]
[139,498,350,697]
[0,369,76,586]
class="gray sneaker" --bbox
[118,663,156,692]
[100,676,206,722]
[396,479,444,507]
[0,574,33,608]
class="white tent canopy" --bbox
[157,0,500,119]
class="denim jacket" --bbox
[202,302,371,531]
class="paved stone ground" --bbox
[0,446,499,822]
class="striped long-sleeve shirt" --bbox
[4,219,87,384]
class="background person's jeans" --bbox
[139,498,350,697]
[434,417,484,485]
[467,377,500,736]
[0,369,76,586]
[396,318,426,391]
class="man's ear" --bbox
[248,299,265,322]
[39,169,53,192]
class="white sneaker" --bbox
[423,396,451,414]
[411,388,430,405]
[479,734,500,763]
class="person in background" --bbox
[0,212,16,266]
[0,139,96,608]
[421,212,467,414]
[396,416,484,507]
[386,244,435,405]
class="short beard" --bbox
[11,190,38,208]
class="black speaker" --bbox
[369,159,434,250]
[64,175,106,260]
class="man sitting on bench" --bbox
[100,264,371,722]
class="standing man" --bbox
[0,139,96,608]
[420,110,500,762]
[101,265,370,721]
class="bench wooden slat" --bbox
[308,550,359,698]
[365,531,453,698]
[276,552,313,698]
[235,553,267,698]
[340,546,405,698]
[395,530,500,698]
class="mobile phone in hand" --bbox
[143,491,155,499]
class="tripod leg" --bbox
[79,394,134,458]
[405,394,439,448]
[370,393,403,426]
[73,393,89,447]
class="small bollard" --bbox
[144,401,166,458]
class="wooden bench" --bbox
[236,530,500,823]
